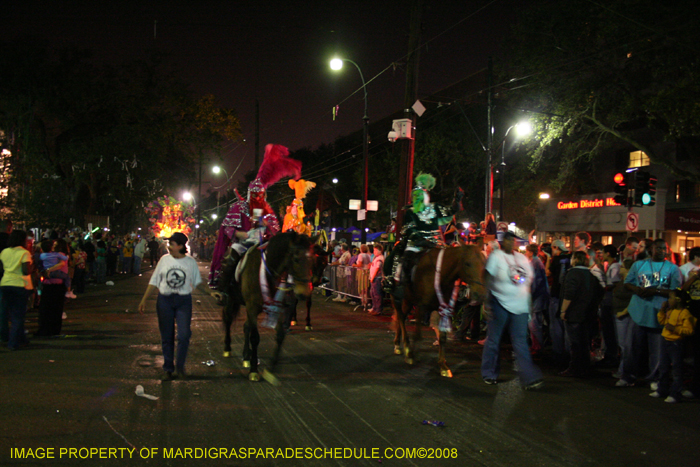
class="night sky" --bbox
[6,0,517,180]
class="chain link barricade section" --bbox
[318,265,371,310]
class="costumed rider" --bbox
[208,144,302,287]
[282,179,316,236]
[397,173,463,285]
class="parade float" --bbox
[144,195,195,238]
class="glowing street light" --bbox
[211,213,218,220]
[332,178,338,184]
[183,192,193,202]
[330,56,369,243]
[498,121,532,220]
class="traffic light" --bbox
[632,170,657,206]
[613,172,629,206]
[645,174,657,206]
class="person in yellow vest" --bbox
[282,179,316,235]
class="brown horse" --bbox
[287,243,329,331]
[390,245,485,377]
[219,231,314,383]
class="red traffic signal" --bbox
[614,173,625,185]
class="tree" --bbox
[501,0,700,187]
[0,43,242,230]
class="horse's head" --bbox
[280,232,313,299]
[310,243,329,287]
[458,245,486,302]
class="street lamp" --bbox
[498,121,531,221]
[211,165,232,220]
[330,57,369,243]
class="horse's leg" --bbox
[289,296,297,327]
[248,320,261,382]
[242,320,252,368]
[222,303,236,358]
[437,327,452,378]
[392,296,402,355]
[305,295,312,331]
[402,299,416,365]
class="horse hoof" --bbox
[305,326,312,331]
[261,369,281,386]
[249,372,260,382]
[290,321,297,326]
[393,346,401,355]
[223,351,231,358]
[441,369,453,378]
[243,360,251,368]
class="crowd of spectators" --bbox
[0,228,169,349]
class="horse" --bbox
[219,231,314,382]
[389,244,485,377]
[287,243,329,331]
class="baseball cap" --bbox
[166,232,189,246]
[552,239,569,252]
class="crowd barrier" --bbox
[317,265,371,307]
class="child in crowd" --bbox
[652,289,696,403]
[39,239,76,299]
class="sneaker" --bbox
[664,396,678,403]
[483,377,498,385]
[681,390,696,398]
[615,379,632,387]
[65,291,77,299]
[649,391,661,398]
[160,371,174,381]
[650,381,659,391]
[176,368,187,380]
[62,312,68,320]
[524,379,544,390]
[611,371,621,379]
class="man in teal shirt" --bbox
[618,239,681,387]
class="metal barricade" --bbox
[318,265,371,304]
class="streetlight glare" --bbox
[212,166,221,174]
[211,213,218,220]
[539,193,550,199]
[332,178,338,184]
[515,121,532,138]
[183,192,193,201]
[330,58,343,70]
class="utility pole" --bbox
[254,99,260,170]
[485,57,493,219]
[396,0,423,236]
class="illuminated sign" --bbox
[556,197,621,210]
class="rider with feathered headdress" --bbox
[283,179,316,236]
[208,144,301,286]
[397,172,463,285]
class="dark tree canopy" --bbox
[500,0,700,187]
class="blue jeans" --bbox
[370,276,383,313]
[616,314,635,379]
[157,294,193,373]
[481,296,543,385]
[133,256,142,275]
[0,287,7,342]
[630,323,663,382]
[122,257,132,274]
[2,286,29,350]
[548,297,569,362]
[658,339,684,399]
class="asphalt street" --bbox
[1,261,699,467]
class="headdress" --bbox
[248,144,302,196]
[414,173,436,192]
[288,179,316,199]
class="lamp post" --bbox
[497,121,531,221]
[212,165,230,221]
[330,57,369,244]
